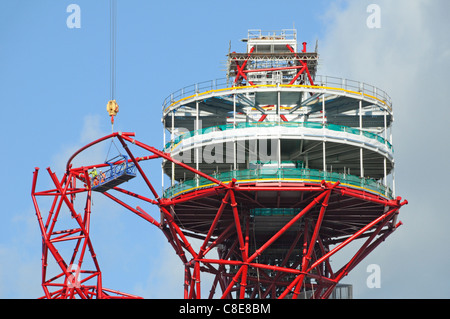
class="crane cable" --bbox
[106,0,118,132]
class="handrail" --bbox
[164,121,393,153]
[91,160,136,190]
[162,75,392,113]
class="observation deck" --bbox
[161,78,394,193]
[160,30,396,236]
[29,28,405,301]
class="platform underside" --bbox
[163,179,401,299]
[169,181,390,241]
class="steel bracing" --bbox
[31,29,406,299]
[31,132,406,299]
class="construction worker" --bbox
[90,167,98,185]
[99,170,105,184]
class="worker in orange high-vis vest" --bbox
[90,167,98,186]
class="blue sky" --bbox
[1,0,449,299]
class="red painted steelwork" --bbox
[285,44,315,86]
[231,43,315,87]
[233,46,255,85]
[31,167,142,299]
[31,132,407,299]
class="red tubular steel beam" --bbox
[235,185,324,192]
[32,169,48,241]
[193,183,339,299]
[248,183,338,264]
[353,225,401,272]
[239,216,250,299]
[56,180,101,298]
[169,184,325,203]
[233,46,255,85]
[32,131,406,299]
[200,259,317,280]
[111,187,158,205]
[166,186,229,205]
[308,206,401,272]
[33,163,144,299]
[289,65,307,85]
[136,206,161,227]
[337,187,402,206]
[102,191,160,227]
[229,190,246,261]
[263,228,304,297]
[292,189,331,299]
[119,133,227,190]
[201,222,235,257]
[160,206,198,259]
[100,287,142,299]
[234,63,249,85]
[320,223,400,300]
[188,261,200,299]
[279,206,401,299]
[32,188,87,197]
[184,266,191,298]
[33,171,91,298]
[166,220,190,264]
[317,235,334,278]
[47,169,80,221]
[77,188,93,263]
[221,265,245,299]
[48,175,100,278]
[116,135,162,202]
[197,191,231,259]
[333,215,401,283]
[160,225,190,268]
[285,44,315,86]
[65,132,135,172]
[304,66,315,87]
[44,190,59,230]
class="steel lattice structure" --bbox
[31,29,407,299]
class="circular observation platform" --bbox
[162,77,394,185]
[160,76,397,241]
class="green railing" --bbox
[251,208,299,216]
[162,167,393,199]
[164,121,393,152]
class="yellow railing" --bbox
[163,167,393,199]
[162,76,392,114]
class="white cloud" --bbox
[134,244,185,299]
[318,0,450,298]
[51,114,109,174]
[133,237,217,299]
[0,208,42,298]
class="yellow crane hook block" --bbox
[107,100,119,124]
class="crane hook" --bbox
[107,99,119,130]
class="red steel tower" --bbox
[31,29,407,299]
